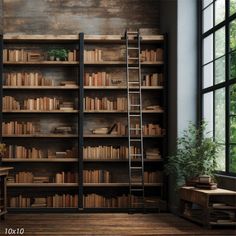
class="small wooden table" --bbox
[0,167,13,220]
[179,186,236,228]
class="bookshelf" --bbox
[0,33,167,212]
[1,34,81,212]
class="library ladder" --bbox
[125,29,145,211]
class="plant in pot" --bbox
[165,121,220,189]
[55,49,68,61]
[47,49,57,61]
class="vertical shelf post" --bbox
[79,32,84,210]
[0,35,3,167]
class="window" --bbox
[200,0,236,175]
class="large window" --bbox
[200,0,236,175]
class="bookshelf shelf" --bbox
[83,183,163,187]
[2,158,78,162]
[83,134,165,138]
[84,61,164,66]
[2,134,78,138]
[83,86,164,90]
[84,110,164,114]
[1,33,167,213]
[3,61,79,65]
[83,159,163,162]
[2,110,79,113]
[7,183,79,187]
[3,86,79,90]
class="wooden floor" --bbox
[0,213,235,235]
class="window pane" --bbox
[215,88,225,142]
[215,56,225,84]
[216,145,225,171]
[203,62,213,88]
[203,5,213,33]
[230,52,236,79]
[203,34,213,64]
[230,84,236,115]
[230,0,236,15]
[203,0,213,8]
[215,0,225,25]
[203,92,213,137]
[230,19,236,52]
[230,117,236,142]
[215,27,225,59]
[230,145,236,173]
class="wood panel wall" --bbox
[1,0,160,35]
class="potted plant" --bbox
[47,49,56,61]
[0,143,6,163]
[165,122,220,188]
[55,49,68,61]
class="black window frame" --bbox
[199,0,236,176]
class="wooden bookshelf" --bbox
[83,86,164,90]
[2,158,78,162]
[7,183,79,187]
[2,110,79,113]
[1,33,167,213]
[3,86,79,90]
[4,61,79,65]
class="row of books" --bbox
[2,121,38,135]
[84,72,112,86]
[83,145,141,160]
[3,96,75,111]
[3,71,163,87]
[9,194,78,208]
[3,49,77,62]
[143,171,163,183]
[83,97,127,111]
[83,194,141,208]
[4,72,54,86]
[83,170,111,183]
[5,145,77,159]
[140,49,163,62]
[142,73,164,86]
[8,171,77,183]
[84,49,103,62]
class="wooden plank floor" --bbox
[0,213,235,235]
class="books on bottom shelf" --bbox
[83,194,161,208]
[9,194,78,208]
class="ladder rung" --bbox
[130,189,143,192]
[129,114,141,117]
[130,154,142,156]
[128,47,139,50]
[128,57,139,60]
[127,31,138,34]
[129,105,141,107]
[128,91,140,94]
[128,67,139,70]
[130,167,142,170]
[130,139,142,142]
[128,81,139,83]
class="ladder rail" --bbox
[126,29,145,211]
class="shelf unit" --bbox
[0,33,168,212]
[1,34,81,212]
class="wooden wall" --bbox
[1,0,160,35]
